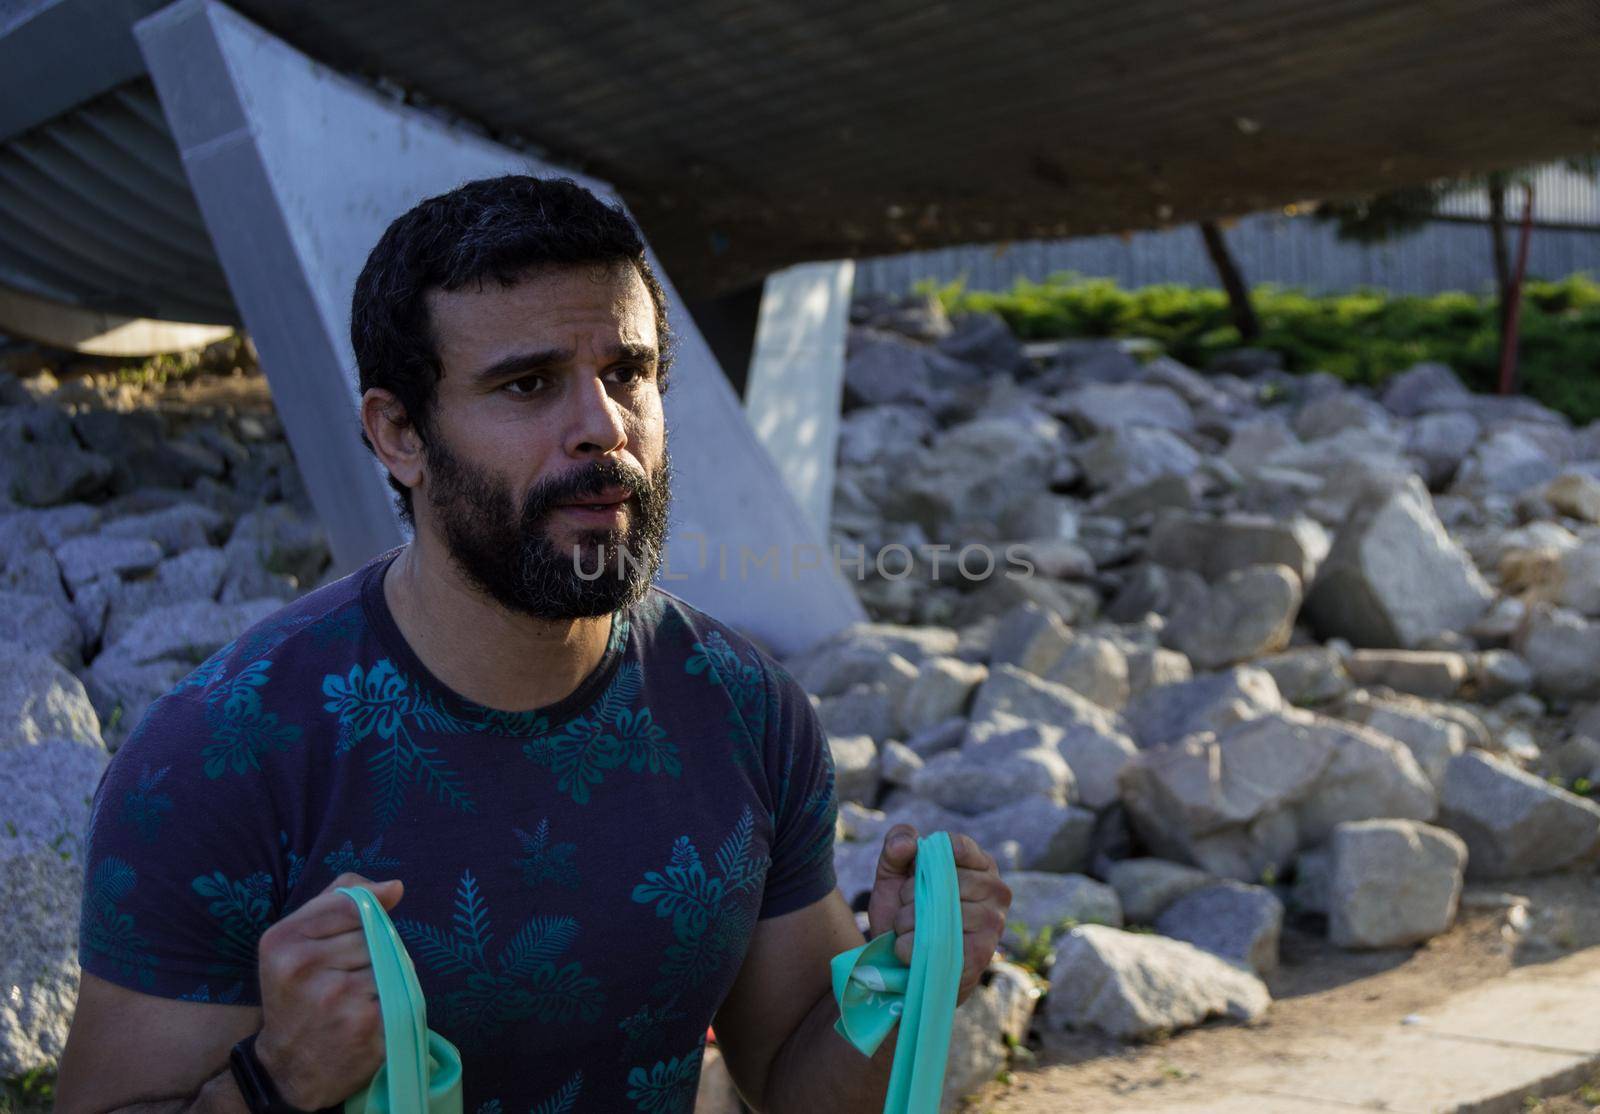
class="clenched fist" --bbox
[865,826,1012,1006]
[252,873,403,1108]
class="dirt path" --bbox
[967,875,1600,1113]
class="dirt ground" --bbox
[968,874,1600,1113]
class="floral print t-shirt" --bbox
[78,547,840,1113]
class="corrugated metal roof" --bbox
[0,81,235,323]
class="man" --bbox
[57,175,1012,1114]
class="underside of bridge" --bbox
[2,0,1597,316]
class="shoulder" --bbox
[168,556,375,708]
[636,586,804,704]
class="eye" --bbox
[609,364,643,385]
[503,374,546,396]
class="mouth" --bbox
[553,486,633,516]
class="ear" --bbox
[360,387,425,495]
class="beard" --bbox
[421,431,672,621]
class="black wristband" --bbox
[228,1032,341,1114]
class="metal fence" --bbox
[854,164,1600,299]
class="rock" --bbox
[880,413,1064,538]
[1121,710,1434,881]
[792,642,920,699]
[906,715,966,758]
[1146,513,1329,585]
[0,737,109,1075]
[102,546,230,646]
[1294,392,1393,442]
[99,502,227,556]
[1475,650,1535,701]
[1107,563,1208,625]
[837,405,936,467]
[828,734,881,805]
[1155,881,1284,976]
[970,663,1127,740]
[0,643,102,750]
[1407,412,1482,488]
[1001,872,1123,952]
[1345,650,1470,698]
[1291,716,1437,847]
[52,534,164,592]
[1327,820,1467,949]
[880,740,923,787]
[988,959,1043,1045]
[1558,537,1600,617]
[1078,426,1201,491]
[1106,858,1216,923]
[0,592,80,666]
[912,734,1074,815]
[1256,646,1351,706]
[817,684,897,744]
[1380,362,1472,417]
[1054,383,1194,436]
[1044,924,1270,1040]
[1291,848,1331,915]
[1162,564,1302,670]
[1438,750,1600,879]
[0,406,114,507]
[844,328,935,407]
[937,312,1027,373]
[966,798,1096,874]
[899,656,987,735]
[1008,539,1095,581]
[1545,472,1600,523]
[1454,428,1560,496]
[1123,666,1283,749]
[1305,476,1492,649]
[1043,635,1131,710]
[1125,646,1193,696]
[940,979,1009,1112]
[1514,605,1600,702]
[221,504,331,598]
[1337,693,1465,789]
[1092,475,1196,520]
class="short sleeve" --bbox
[757,661,839,919]
[78,692,286,1005]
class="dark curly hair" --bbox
[350,174,674,524]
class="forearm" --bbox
[93,1066,248,1114]
[762,985,899,1114]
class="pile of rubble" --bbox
[799,293,1600,1101]
[0,346,331,1077]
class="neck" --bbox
[383,529,614,713]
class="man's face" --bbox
[416,261,671,620]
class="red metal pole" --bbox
[1497,183,1536,396]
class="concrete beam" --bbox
[743,261,854,539]
[133,0,863,654]
[0,282,233,355]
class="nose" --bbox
[563,371,629,459]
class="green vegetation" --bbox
[2,1068,55,1114]
[924,271,1600,424]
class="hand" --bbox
[253,873,403,1109]
[865,825,1012,1006]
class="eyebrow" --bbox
[469,342,659,385]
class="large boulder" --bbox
[843,328,936,407]
[899,656,986,735]
[0,642,102,750]
[1120,711,1435,881]
[1105,858,1216,923]
[1327,820,1467,949]
[1044,635,1131,711]
[0,737,109,1075]
[1078,426,1201,491]
[0,591,81,666]
[1123,666,1282,749]
[880,413,1065,538]
[1514,604,1600,702]
[1336,693,1465,789]
[1146,512,1329,586]
[1053,383,1194,436]
[911,732,1074,815]
[1305,476,1492,648]
[1044,925,1270,1039]
[1437,750,1600,879]
[827,734,880,805]
[1001,872,1122,952]
[1161,564,1302,670]
[1407,412,1482,488]
[1155,881,1284,976]
[1453,427,1560,496]
[1380,362,1472,417]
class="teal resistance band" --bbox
[337,886,464,1114]
[829,830,963,1114]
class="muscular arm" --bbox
[712,889,896,1114]
[54,973,260,1114]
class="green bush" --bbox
[924,272,1600,424]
